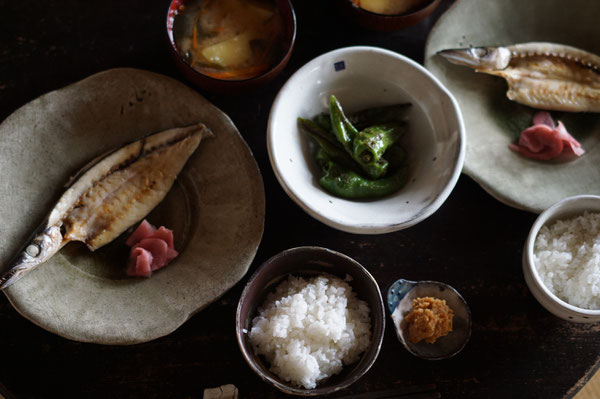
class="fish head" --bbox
[438,46,511,71]
[0,225,63,290]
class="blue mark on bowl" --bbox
[387,279,416,313]
[334,61,346,72]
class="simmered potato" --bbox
[201,32,254,68]
[358,0,427,15]
[174,0,283,79]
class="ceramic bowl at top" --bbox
[236,246,385,396]
[523,195,600,323]
[267,46,465,234]
[334,0,441,31]
[166,0,296,94]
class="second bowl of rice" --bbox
[236,246,385,396]
[523,195,600,323]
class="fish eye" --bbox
[25,244,40,257]
[472,48,489,58]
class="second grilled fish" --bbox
[438,42,600,112]
[0,123,212,290]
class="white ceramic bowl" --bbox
[267,46,465,234]
[523,195,600,323]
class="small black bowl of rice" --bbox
[523,195,600,323]
[236,246,385,396]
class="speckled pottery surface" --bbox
[387,279,471,360]
[425,0,600,213]
[268,46,465,234]
[0,68,265,344]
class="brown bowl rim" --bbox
[345,0,439,19]
[165,0,297,85]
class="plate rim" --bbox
[1,68,266,344]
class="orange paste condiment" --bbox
[405,297,453,344]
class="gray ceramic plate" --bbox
[0,68,265,344]
[425,0,600,213]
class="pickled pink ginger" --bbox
[126,220,178,277]
[509,111,584,160]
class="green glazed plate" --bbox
[425,0,600,213]
[0,68,265,344]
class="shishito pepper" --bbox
[330,95,397,179]
[300,95,410,199]
[316,149,408,199]
[347,103,411,130]
[329,95,359,153]
[313,103,411,132]
[384,144,407,168]
[298,118,357,171]
[352,123,405,179]
[313,113,332,132]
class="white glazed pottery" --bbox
[268,46,465,234]
[523,195,600,323]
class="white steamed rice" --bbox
[534,211,600,310]
[248,274,372,389]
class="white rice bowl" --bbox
[534,211,600,310]
[248,274,372,389]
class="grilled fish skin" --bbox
[438,42,600,112]
[0,123,212,290]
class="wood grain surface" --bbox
[575,370,600,399]
[0,0,598,398]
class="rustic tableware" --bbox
[334,0,441,31]
[523,195,600,323]
[424,0,600,213]
[0,68,265,344]
[166,0,296,93]
[268,46,465,234]
[387,279,471,360]
[236,246,385,396]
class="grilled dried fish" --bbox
[438,42,600,112]
[0,123,212,289]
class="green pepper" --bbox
[313,113,332,133]
[384,144,407,169]
[301,96,410,200]
[348,103,411,130]
[317,151,408,199]
[298,117,342,149]
[352,123,405,179]
[313,103,411,131]
[329,95,359,153]
[329,95,393,179]
[299,118,357,171]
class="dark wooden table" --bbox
[1,0,599,398]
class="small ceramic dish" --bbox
[523,195,600,323]
[166,0,296,93]
[268,46,465,234]
[236,246,385,396]
[334,0,441,31]
[387,279,471,360]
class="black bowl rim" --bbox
[235,246,385,396]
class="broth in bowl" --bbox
[172,0,285,81]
